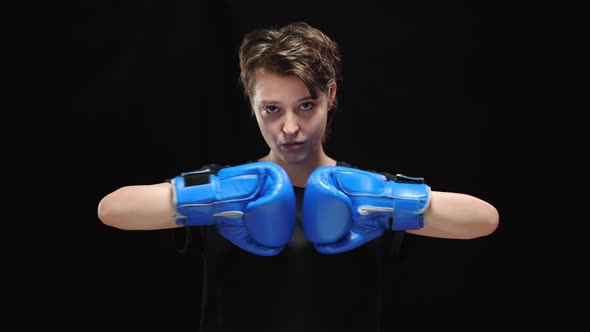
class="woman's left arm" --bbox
[407,191,499,239]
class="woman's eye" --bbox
[263,106,279,114]
[300,102,314,111]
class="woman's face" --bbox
[251,69,334,166]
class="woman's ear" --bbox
[328,83,337,109]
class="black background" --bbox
[4,1,583,331]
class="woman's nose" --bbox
[282,112,300,135]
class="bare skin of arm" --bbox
[407,191,499,239]
[97,183,182,230]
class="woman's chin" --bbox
[278,151,308,165]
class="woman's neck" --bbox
[259,151,336,188]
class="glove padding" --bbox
[172,161,296,256]
[302,166,431,254]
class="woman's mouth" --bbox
[281,142,304,151]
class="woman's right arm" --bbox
[97,182,182,230]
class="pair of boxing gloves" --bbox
[172,162,431,256]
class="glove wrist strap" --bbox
[172,168,215,225]
[389,174,431,230]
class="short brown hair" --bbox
[238,22,342,107]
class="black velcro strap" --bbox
[183,169,211,187]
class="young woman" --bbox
[98,22,499,332]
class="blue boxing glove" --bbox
[303,166,431,254]
[172,162,296,256]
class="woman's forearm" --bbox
[408,191,499,239]
[97,182,181,230]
